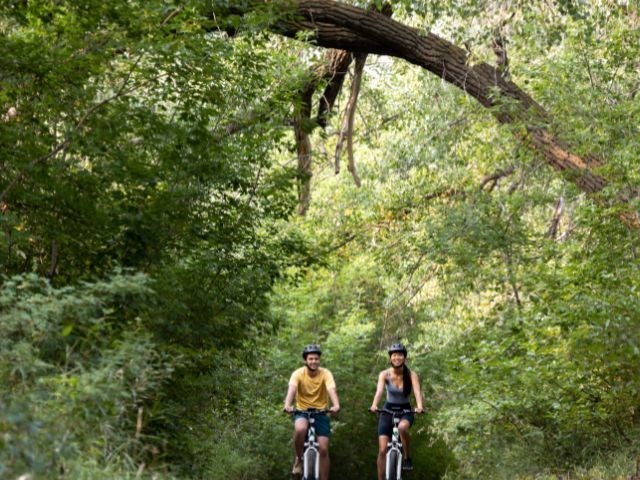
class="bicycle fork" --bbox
[386,424,403,480]
[303,425,320,480]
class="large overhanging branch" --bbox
[266,0,639,227]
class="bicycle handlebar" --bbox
[369,408,423,415]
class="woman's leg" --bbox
[398,419,411,459]
[377,435,389,480]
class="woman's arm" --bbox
[411,370,424,412]
[369,370,386,411]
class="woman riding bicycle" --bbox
[369,343,424,479]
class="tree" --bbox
[216,0,639,226]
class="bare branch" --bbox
[46,240,59,279]
[480,166,516,192]
[491,26,510,81]
[547,196,565,240]
[335,53,366,187]
[346,54,366,186]
[317,49,353,127]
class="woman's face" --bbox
[390,352,405,367]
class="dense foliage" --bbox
[1,1,306,478]
[1,1,638,479]
[0,272,169,478]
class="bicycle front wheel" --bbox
[303,448,317,480]
[386,449,401,480]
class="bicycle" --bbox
[371,408,418,480]
[290,409,328,480]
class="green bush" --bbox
[0,272,172,479]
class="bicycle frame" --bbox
[293,409,327,480]
[387,414,403,480]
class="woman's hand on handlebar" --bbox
[283,405,294,414]
[368,406,378,413]
[414,407,425,414]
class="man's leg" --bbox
[318,436,330,480]
[293,418,308,473]
[377,435,389,480]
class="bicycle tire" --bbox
[303,448,317,480]
[386,449,401,480]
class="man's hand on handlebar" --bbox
[329,405,340,414]
[283,405,294,413]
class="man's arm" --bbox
[328,386,340,413]
[284,383,297,412]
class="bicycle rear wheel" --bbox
[303,448,317,480]
[386,449,401,480]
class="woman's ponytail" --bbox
[402,365,412,397]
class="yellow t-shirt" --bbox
[289,367,336,410]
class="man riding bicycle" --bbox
[284,344,340,479]
[370,343,424,479]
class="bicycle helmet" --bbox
[387,343,408,357]
[302,343,322,359]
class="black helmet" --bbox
[302,344,322,359]
[388,343,407,356]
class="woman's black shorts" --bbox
[377,402,414,437]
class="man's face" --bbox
[390,352,405,367]
[304,353,321,370]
